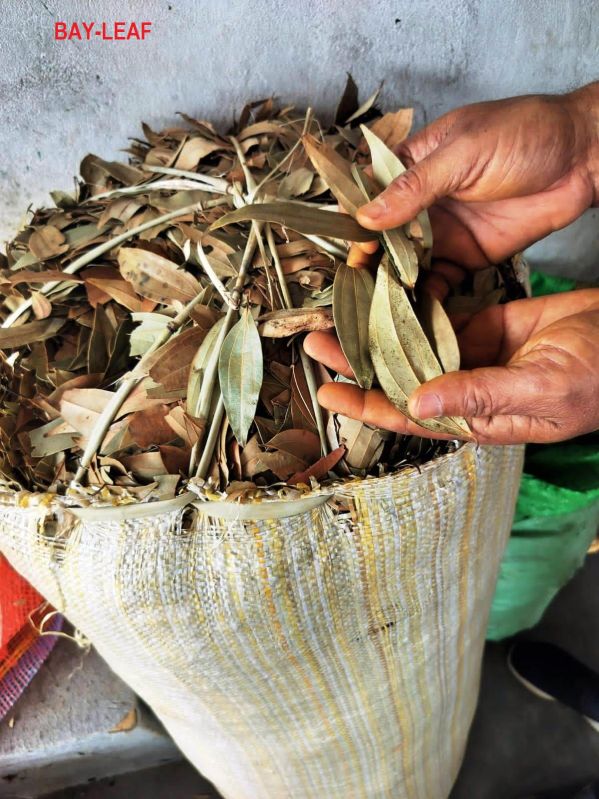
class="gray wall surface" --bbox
[0,0,598,278]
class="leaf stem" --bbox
[194,395,225,480]
[266,226,328,455]
[196,242,237,308]
[141,165,231,194]
[251,108,313,201]
[190,229,258,476]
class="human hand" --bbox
[304,289,599,445]
[350,83,599,295]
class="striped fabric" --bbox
[0,612,63,720]
[0,443,523,799]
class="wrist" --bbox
[565,82,599,203]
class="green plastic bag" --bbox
[486,273,599,640]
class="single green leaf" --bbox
[118,247,201,304]
[303,135,365,216]
[187,316,226,416]
[360,124,433,251]
[218,309,263,446]
[333,262,374,389]
[210,202,378,242]
[0,318,64,350]
[369,258,470,438]
[418,293,461,373]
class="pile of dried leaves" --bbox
[0,78,518,504]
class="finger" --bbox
[422,272,451,302]
[349,239,380,257]
[407,360,548,421]
[316,383,455,439]
[347,243,377,268]
[303,330,354,379]
[356,146,459,230]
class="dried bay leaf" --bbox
[362,108,413,151]
[303,135,364,216]
[288,446,346,485]
[129,404,175,448]
[267,429,321,463]
[369,259,470,438]
[0,318,64,350]
[360,124,433,253]
[352,162,419,288]
[335,73,359,124]
[130,312,171,357]
[30,291,52,320]
[210,203,378,242]
[345,84,382,123]
[174,137,222,171]
[418,293,461,373]
[337,415,390,471]
[118,248,201,304]
[333,262,374,389]
[290,361,318,435]
[187,316,226,416]
[28,226,69,260]
[83,265,155,313]
[218,309,263,446]
[258,307,334,337]
[278,168,314,198]
[380,258,443,384]
[7,271,84,285]
[145,326,209,393]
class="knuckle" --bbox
[387,167,426,200]
[463,377,495,417]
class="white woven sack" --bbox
[0,443,523,799]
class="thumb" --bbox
[357,147,456,230]
[407,362,541,421]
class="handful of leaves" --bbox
[0,79,516,504]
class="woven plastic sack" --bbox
[0,443,522,799]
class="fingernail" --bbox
[410,392,443,419]
[360,196,387,220]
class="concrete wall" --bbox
[1,0,598,278]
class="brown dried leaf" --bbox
[28,226,69,260]
[0,318,64,350]
[174,137,222,171]
[288,446,345,485]
[361,109,413,151]
[118,248,201,304]
[129,404,175,448]
[259,307,334,337]
[30,292,52,320]
[267,429,321,463]
[146,326,209,393]
[164,406,204,448]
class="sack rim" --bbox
[0,441,488,522]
